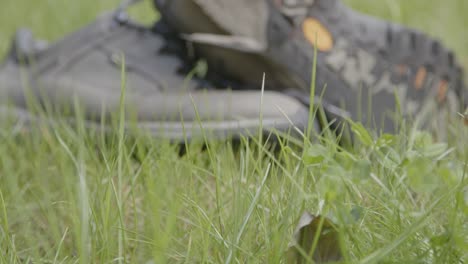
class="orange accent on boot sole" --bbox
[437,80,449,102]
[414,67,427,90]
[302,18,334,52]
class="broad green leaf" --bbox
[406,158,440,193]
[378,147,402,170]
[304,144,329,166]
[413,131,432,148]
[376,134,396,148]
[422,143,449,159]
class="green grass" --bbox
[1,0,467,263]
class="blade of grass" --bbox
[225,163,271,264]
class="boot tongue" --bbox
[193,0,270,45]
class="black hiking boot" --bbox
[0,12,311,140]
[154,0,467,132]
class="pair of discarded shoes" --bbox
[1,0,466,140]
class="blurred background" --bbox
[0,0,467,68]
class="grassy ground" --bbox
[0,0,467,263]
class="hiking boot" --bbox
[0,12,311,140]
[154,0,467,132]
